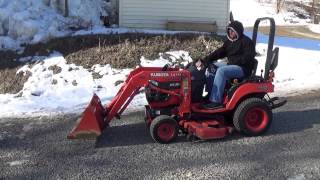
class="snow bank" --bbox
[68,0,107,24]
[0,0,107,50]
[8,160,28,166]
[3,52,130,116]
[308,24,320,34]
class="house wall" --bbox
[119,0,230,32]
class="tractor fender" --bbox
[225,82,273,110]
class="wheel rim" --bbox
[157,123,175,142]
[244,107,268,133]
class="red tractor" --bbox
[68,18,286,143]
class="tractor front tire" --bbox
[150,115,178,144]
[233,98,272,136]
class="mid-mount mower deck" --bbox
[68,18,287,143]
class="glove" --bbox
[207,63,218,73]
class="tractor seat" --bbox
[227,59,259,98]
[229,58,259,84]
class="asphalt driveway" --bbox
[0,92,320,180]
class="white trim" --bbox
[227,27,239,42]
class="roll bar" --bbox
[252,17,279,80]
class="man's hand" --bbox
[207,63,218,73]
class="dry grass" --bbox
[0,69,31,94]
[22,33,223,69]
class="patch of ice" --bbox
[8,160,28,166]
[287,174,306,180]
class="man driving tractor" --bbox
[68,17,286,143]
[198,20,257,109]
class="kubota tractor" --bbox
[68,17,286,143]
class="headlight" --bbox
[149,80,159,87]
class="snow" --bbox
[0,0,106,50]
[288,174,306,180]
[68,0,107,23]
[8,160,28,166]
[141,51,193,67]
[73,26,208,37]
[255,43,320,96]
[0,0,320,117]
[231,0,312,27]
[308,24,320,34]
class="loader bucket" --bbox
[68,93,107,139]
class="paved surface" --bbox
[1,93,320,180]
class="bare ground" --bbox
[0,33,224,94]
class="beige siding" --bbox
[119,0,230,32]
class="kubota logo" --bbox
[257,85,269,91]
[150,72,169,77]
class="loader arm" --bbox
[68,67,191,139]
[105,70,149,123]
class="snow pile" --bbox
[0,0,106,50]
[0,52,130,116]
[140,51,193,67]
[8,160,28,166]
[68,0,107,24]
[309,24,320,34]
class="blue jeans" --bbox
[206,63,244,104]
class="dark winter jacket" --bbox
[185,62,206,102]
[203,21,256,76]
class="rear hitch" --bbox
[268,97,287,109]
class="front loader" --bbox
[68,17,286,143]
[68,67,192,140]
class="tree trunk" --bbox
[276,0,285,14]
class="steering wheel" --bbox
[161,64,170,71]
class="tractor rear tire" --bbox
[150,115,178,144]
[233,98,272,136]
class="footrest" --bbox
[268,97,287,109]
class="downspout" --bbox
[226,0,231,32]
[64,0,69,17]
